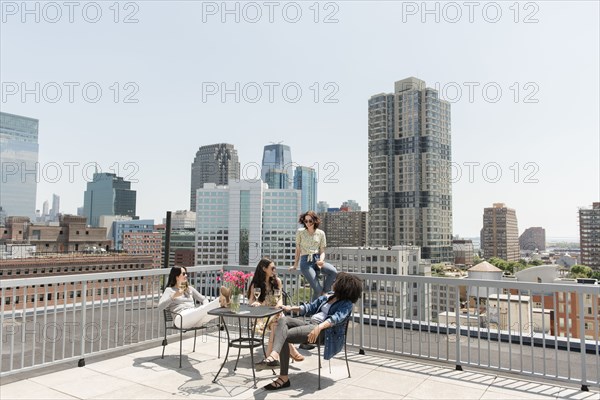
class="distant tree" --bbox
[569,265,593,279]
[591,270,600,281]
[529,260,544,266]
[488,257,508,271]
[473,254,482,264]
[506,261,522,274]
[431,264,445,275]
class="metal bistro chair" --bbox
[316,316,352,390]
[161,309,219,368]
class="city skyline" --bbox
[2,2,598,239]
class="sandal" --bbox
[264,377,290,391]
[290,352,304,362]
[255,356,280,371]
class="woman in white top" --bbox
[158,266,220,329]
[290,211,337,301]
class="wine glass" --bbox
[253,287,261,303]
[180,281,188,291]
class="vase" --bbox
[230,293,241,313]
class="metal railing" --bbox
[1,265,598,390]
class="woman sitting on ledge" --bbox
[255,272,363,391]
[158,266,220,329]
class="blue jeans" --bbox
[299,255,337,300]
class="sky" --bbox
[1,1,598,240]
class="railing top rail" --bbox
[1,265,598,295]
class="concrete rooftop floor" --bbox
[1,333,599,400]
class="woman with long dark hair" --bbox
[158,266,220,329]
[248,258,304,362]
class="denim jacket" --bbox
[300,293,352,360]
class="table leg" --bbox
[249,317,257,388]
[233,317,244,371]
[213,316,231,383]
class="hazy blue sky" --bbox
[1,1,598,239]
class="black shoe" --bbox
[299,343,316,350]
[255,358,280,371]
[264,378,290,391]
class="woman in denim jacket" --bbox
[255,272,363,391]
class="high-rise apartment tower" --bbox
[481,203,519,262]
[368,77,453,262]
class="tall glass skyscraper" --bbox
[261,144,293,189]
[368,77,453,263]
[0,112,39,219]
[293,166,317,212]
[83,172,137,227]
[190,143,240,212]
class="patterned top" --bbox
[296,228,327,256]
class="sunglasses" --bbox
[181,272,188,276]
[304,219,313,224]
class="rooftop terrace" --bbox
[2,333,598,400]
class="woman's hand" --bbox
[307,325,321,344]
[288,265,297,271]
[316,260,324,268]
[251,301,261,307]
[280,305,292,313]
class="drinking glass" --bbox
[254,287,261,303]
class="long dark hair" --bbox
[247,258,279,302]
[332,272,363,303]
[166,266,186,288]
[299,210,321,229]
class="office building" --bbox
[165,210,196,230]
[453,239,474,266]
[340,200,361,211]
[0,253,155,311]
[519,227,546,251]
[1,215,111,252]
[579,202,600,270]
[368,77,453,263]
[195,181,301,267]
[190,144,240,211]
[293,166,317,213]
[50,194,60,218]
[122,231,162,268]
[83,172,137,227]
[316,201,329,214]
[261,144,293,189]
[0,112,39,219]
[329,246,430,319]
[481,203,520,262]
[112,219,154,251]
[321,210,367,247]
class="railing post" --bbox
[359,293,365,355]
[578,292,588,391]
[455,283,462,371]
[79,280,87,367]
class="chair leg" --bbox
[161,337,167,359]
[345,342,351,378]
[317,343,322,390]
[193,330,197,353]
[179,330,183,368]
